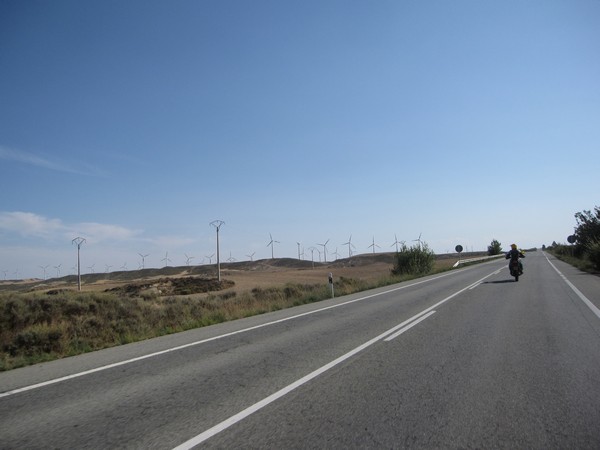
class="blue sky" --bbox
[1,0,599,279]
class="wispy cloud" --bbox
[0,211,142,243]
[0,212,63,238]
[0,145,105,176]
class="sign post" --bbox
[455,245,463,265]
[328,272,334,298]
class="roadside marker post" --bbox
[328,272,334,298]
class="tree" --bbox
[574,206,600,248]
[487,239,502,256]
[574,206,600,269]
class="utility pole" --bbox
[210,220,225,282]
[72,237,86,291]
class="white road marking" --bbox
[172,268,500,449]
[384,311,436,341]
[0,269,466,398]
[545,254,600,319]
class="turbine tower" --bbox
[413,232,423,250]
[332,248,340,260]
[308,246,317,269]
[185,254,195,266]
[391,234,402,253]
[342,235,355,258]
[317,239,330,263]
[161,252,171,267]
[39,265,49,280]
[368,236,380,254]
[267,233,280,259]
[72,237,86,291]
[297,242,302,260]
[210,220,225,281]
[138,253,149,269]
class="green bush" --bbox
[392,243,435,276]
[586,239,600,271]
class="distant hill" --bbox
[0,251,487,293]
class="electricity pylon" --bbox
[210,220,225,281]
[72,237,86,291]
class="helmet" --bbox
[510,243,517,250]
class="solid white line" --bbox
[172,268,501,449]
[384,311,436,341]
[0,270,463,398]
[544,254,600,319]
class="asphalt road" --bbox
[1,251,599,449]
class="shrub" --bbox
[586,239,600,271]
[392,243,435,276]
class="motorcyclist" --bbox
[505,243,525,275]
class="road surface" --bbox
[1,251,599,449]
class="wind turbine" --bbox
[227,251,236,263]
[161,252,171,267]
[267,233,280,259]
[39,265,49,280]
[205,254,215,264]
[368,236,380,254]
[185,254,195,266]
[88,264,95,274]
[246,252,256,261]
[120,262,128,271]
[391,234,403,253]
[332,248,341,260]
[138,253,149,269]
[317,239,330,262]
[413,232,423,250]
[105,264,112,273]
[2,270,7,280]
[342,235,356,258]
[297,242,302,260]
[308,246,317,269]
[54,264,62,278]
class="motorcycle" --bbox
[508,259,521,282]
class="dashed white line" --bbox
[384,311,436,341]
